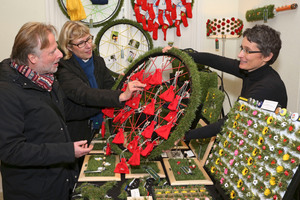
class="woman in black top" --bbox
[163,24,287,140]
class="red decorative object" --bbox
[163,110,178,122]
[141,120,157,139]
[127,147,141,166]
[168,95,181,111]
[155,122,173,140]
[127,136,140,153]
[102,108,115,118]
[143,98,156,116]
[130,69,145,81]
[105,143,111,156]
[114,158,129,174]
[148,69,162,85]
[101,120,106,138]
[206,17,243,38]
[125,93,142,109]
[112,128,125,144]
[141,141,154,157]
[159,85,175,102]
[284,170,289,176]
[133,0,193,40]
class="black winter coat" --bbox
[0,59,98,200]
[57,53,123,142]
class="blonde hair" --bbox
[58,21,95,60]
[11,22,57,66]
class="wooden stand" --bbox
[127,197,153,200]
[125,161,166,179]
[89,140,106,154]
[163,158,213,186]
[78,155,121,182]
[189,136,216,166]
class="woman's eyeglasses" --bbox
[240,46,262,54]
[70,35,94,48]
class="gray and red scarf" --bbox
[11,61,54,92]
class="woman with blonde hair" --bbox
[57,21,144,168]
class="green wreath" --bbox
[108,47,201,160]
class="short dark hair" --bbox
[243,24,281,65]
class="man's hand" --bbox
[74,140,93,158]
[119,80,146,102]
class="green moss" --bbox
[246,5,275,22]
[130,161,160,174]
[168,159,206,181]
[85,155,116,176]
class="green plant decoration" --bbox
[245,4,275,22]
[201,87,225,124]
[75,181,117,200]
[206,98,300,200]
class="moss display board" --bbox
[153,184,212,200]
[163,158,213,186]
[189,136,216,166]
[205,98,300,200]
[78,154,121,182]
[125,161,166,179]
[90,140,106,154]
[127,197,153,200]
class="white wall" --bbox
[0,0,299,114]
[0,0,46,59]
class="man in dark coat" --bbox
[0,22,96,200]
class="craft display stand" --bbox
[125,161,166,179]
[78,155,121,182]
[127,197,153,200]
[163,158,213,186]
[205,98,300,200]
[189,136,216,166]
[153,184,212,200]
[89,140,106,154]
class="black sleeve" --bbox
[187,51,243,78]
[185,118,226,141]
[57,61,123,108]
[63,98,100,121]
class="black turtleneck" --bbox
[185,51,287,140]
[188,52,287,108]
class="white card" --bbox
[261,100,278,112]
[130,188,140,197]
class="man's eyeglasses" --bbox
[240,46,262,54]
[70,35,93,48]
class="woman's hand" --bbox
[119,80,146,102]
